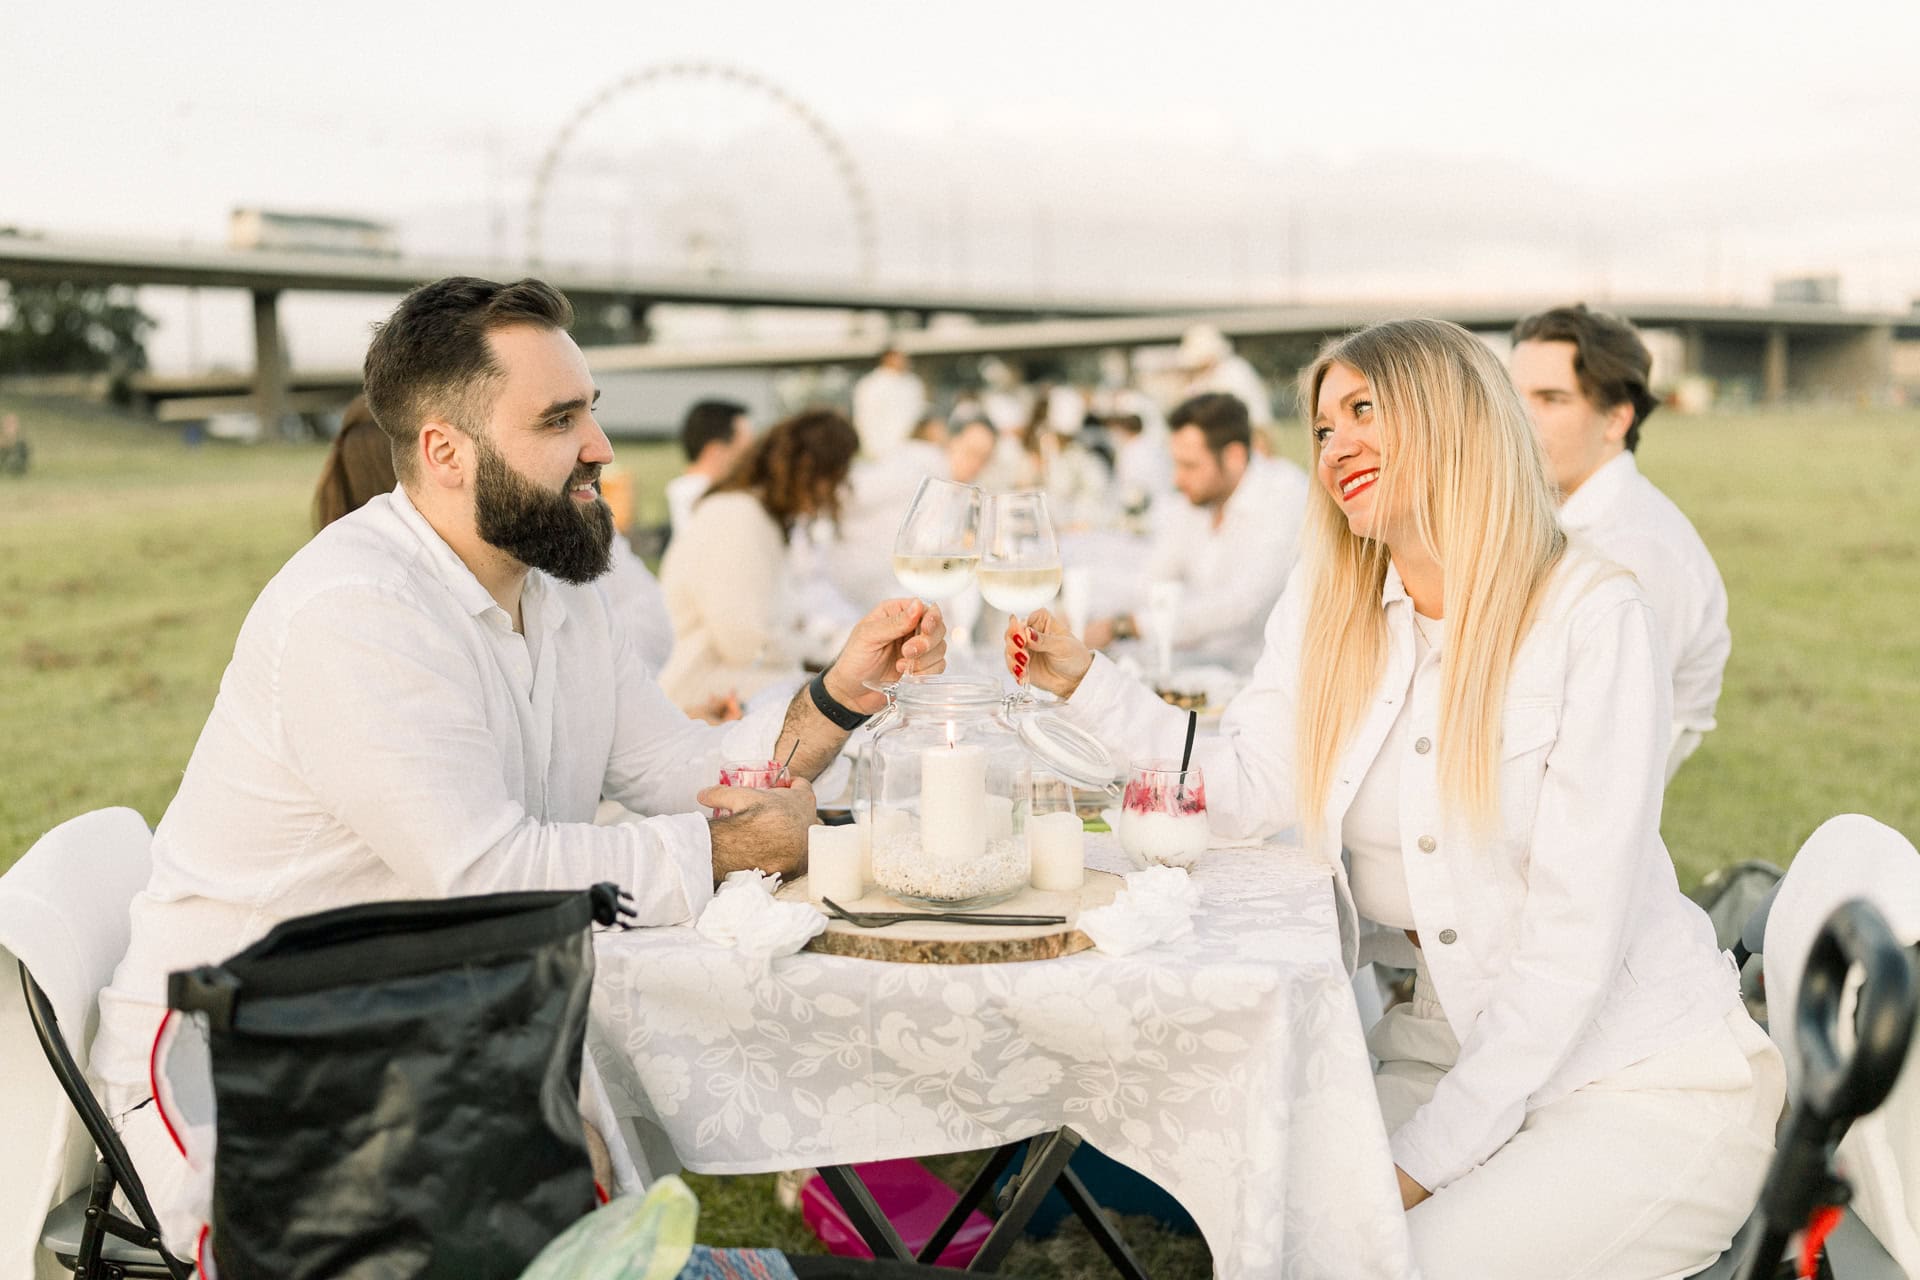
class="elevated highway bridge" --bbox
[4,233,1910,428]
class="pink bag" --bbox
[800,1161,992,1268]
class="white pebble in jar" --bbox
[872,830,1029,907]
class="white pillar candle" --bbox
[919,743,988,865]
[1027,811,1086,891]
[807,824,865,904]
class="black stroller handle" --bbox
[1797,899,1919,1123]
[1744,898,1918,1280]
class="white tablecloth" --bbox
[588,836,1415,1278]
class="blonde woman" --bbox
[1003,318,1782,1278]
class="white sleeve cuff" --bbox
[647,811,716,924]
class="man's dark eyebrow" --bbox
[535,388,600,420]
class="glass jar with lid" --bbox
[855,675,1118,910]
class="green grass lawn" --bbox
[2,393,1916,1273]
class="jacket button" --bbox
[1417,835,1436,853]
[1437,928,1458,945]
[1414,737,1431,755]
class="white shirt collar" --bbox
[1559,451,1639,533]
[384,484,564,640]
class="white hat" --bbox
[1177,324,1232,370]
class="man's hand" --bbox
[1004,609,1095,700]
[700,777,818,882]
[823,598,948,715]
[1395,1165,1431,1211]
[1082,616,1119,650]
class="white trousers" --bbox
[1371,953,1784,1280]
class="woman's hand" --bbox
[1003,609,1094,700]
[1395,1164,1431,1211]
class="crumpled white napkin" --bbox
[1078,865,1201,956]
[695,869,827,962]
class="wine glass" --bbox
[978,491,1062,615]
[891,477,981,602]
[979,491,1061,701]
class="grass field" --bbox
[2,392,1916,1271]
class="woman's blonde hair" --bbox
[1296,318,1565,832]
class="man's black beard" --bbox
[471,436,614,585]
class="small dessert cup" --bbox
[1116,760,1208,869]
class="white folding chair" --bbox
[1693,815,1919,1279]
[0,807,189,1279]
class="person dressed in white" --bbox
[823,417,997,613]
[1510,304,1730,781]
[1084,392,1308,674]
[849,347,927,461]
[1005,318,1781,1279]
[1174,324,1273,428]
[1106,405,1174,519]
[664,398,751,535]
[657,408,863,708]
[88,277,947,1250]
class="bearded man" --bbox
[88,278,945,1227]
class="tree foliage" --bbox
[0,280,154,375]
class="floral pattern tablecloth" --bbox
[588,836,1414,1278]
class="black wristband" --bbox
[808,672,871,731]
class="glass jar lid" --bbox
[1011,706,1120,791]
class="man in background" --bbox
[850,347,927,460]
[1084,392,1307,673]
[1174,325,1273,428]
[1510,303,1730,780]
[666,398,751,532]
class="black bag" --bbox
[168,882,631,1280]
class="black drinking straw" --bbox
[780,738,801,775]
[1176,709,1198,805]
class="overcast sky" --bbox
[4,0,1917,368]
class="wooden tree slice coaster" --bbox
[778,870,1125,964]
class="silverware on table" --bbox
[819,898,1067,929]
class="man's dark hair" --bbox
[680,398,748,462]
[1168,392,1251,459]
[362,276,574,481]
[1511,303,1659,451]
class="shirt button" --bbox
[1417,835,1437,853]
[1414,737,1431,755]
[1437,929,1458,945]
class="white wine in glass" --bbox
[976,564,1063,615]
[978,491,1061,616]
[891,553,981,600]
[891,477,982,602]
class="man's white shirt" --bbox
[1138,456,1310,672]
[850,367,927,460]
[88,486,786,1113]
[1560,451,1730,778]
[664,471,711,533]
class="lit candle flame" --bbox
[945,720,956,748]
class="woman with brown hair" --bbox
[311,395,398,531]
[657,408,860,708]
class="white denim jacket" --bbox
[1063,549,1738,1191]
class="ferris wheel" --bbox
[525,60,879,281]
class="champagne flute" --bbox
[979,491,1062,701]
[891,477,982,601]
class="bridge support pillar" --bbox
[252,289,288,434]
[1762,326,1788,405]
